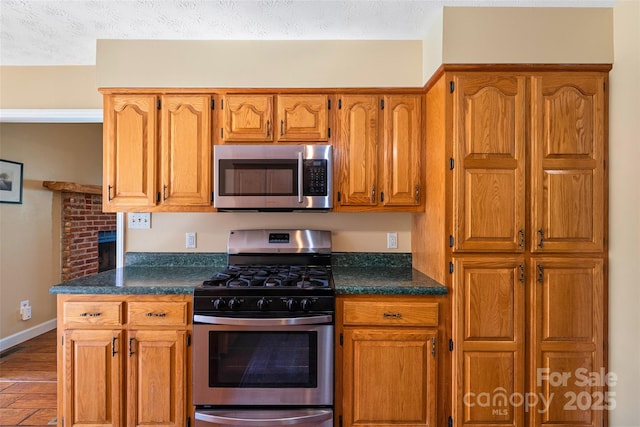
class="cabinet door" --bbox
[222,95,273,141]
[335,95,379,207]
[160,95,212,206]
[382,95,422,206]
[127,329,188,427]
[452,74,526,252]
[530,258,604,427]
[62,329,122,427]
[103,94,158,210]
[452,257,525,427]
[277,95,328,141]
[342,328,437,427]
[530,73,606,253]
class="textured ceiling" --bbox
[0,0,614,66]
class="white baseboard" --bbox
[0,319,57,352]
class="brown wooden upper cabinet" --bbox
[220,94,329,143]
[334,94,422,211]
[451,72,606,253]
[102,93,212,212]
[530,74,606,253]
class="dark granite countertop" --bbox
[49,266,213,295]
[333,267,446,295]
[49,252,447,296]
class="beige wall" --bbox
[607,1,640,425]
[96,40,423,88]
[125,212,412,253]
[0,123,103,338]
[442,7,614,64]
[0,66,102,109]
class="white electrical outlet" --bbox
[186,232,197,249]
[20,300,32,320]
[387,232,398,249]
[128,213,151,229]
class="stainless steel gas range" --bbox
[193,229,334,427]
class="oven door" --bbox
[193,315,333,406]
[195,409,333,427]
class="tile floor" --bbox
[0,329,57,426]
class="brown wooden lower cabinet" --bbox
[336,296,442,427]
[57,294,192,427]
[450,256,605,427]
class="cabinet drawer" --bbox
[127,301,188,327]
[343,300,438,326]
[63,301,123,327]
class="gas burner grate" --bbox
[203,264,331,289]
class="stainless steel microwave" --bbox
[213,145,332,211]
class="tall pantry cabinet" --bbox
[412,65,610,427]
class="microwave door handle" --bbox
[297,151,304,204]
[195,409,333,426]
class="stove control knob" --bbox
[285,298,298,311]
[212,298,226,311]
[300,298,312,312]
[228,297,241,310]
[257,298,269,311]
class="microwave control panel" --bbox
[303,160,327,196]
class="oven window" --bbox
[219,160,297,196]
[208,331,318,388]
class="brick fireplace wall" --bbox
[62,192,116,281]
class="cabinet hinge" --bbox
[339,415,343,427]
[450,81,455,93]
[449,339,454,352]
[186,416,191,427]
[339,333,343,346]
[519,264,525,283]
[61,336,64,346]
[220,128,224,138]
[603,81,606,92]
[449,261,454,274]
[156,99,161,110]
[380,192,384,202]
[431,337,436,357]
[328,99,331,110]
[449,158,454,170]
[62,416,64,427]
[187,334,191,347]
[449,235,454,248]
[328,127,331,138]
[337,191,341,203]
[221,99,224,109]
[211,192,214,203]
[448,415,453,427]
[338,99,342,109]
[156,192,161,202]
[380,99,385,110]
[211,99,215,110]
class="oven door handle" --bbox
[194,314,333,326]
[195,409,332,426]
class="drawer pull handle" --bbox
[146,312,167,317]
[80,312,102,317]
[383,312,402,319]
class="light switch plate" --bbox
[128,213,151,229]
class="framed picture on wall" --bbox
[0,159,24,204]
